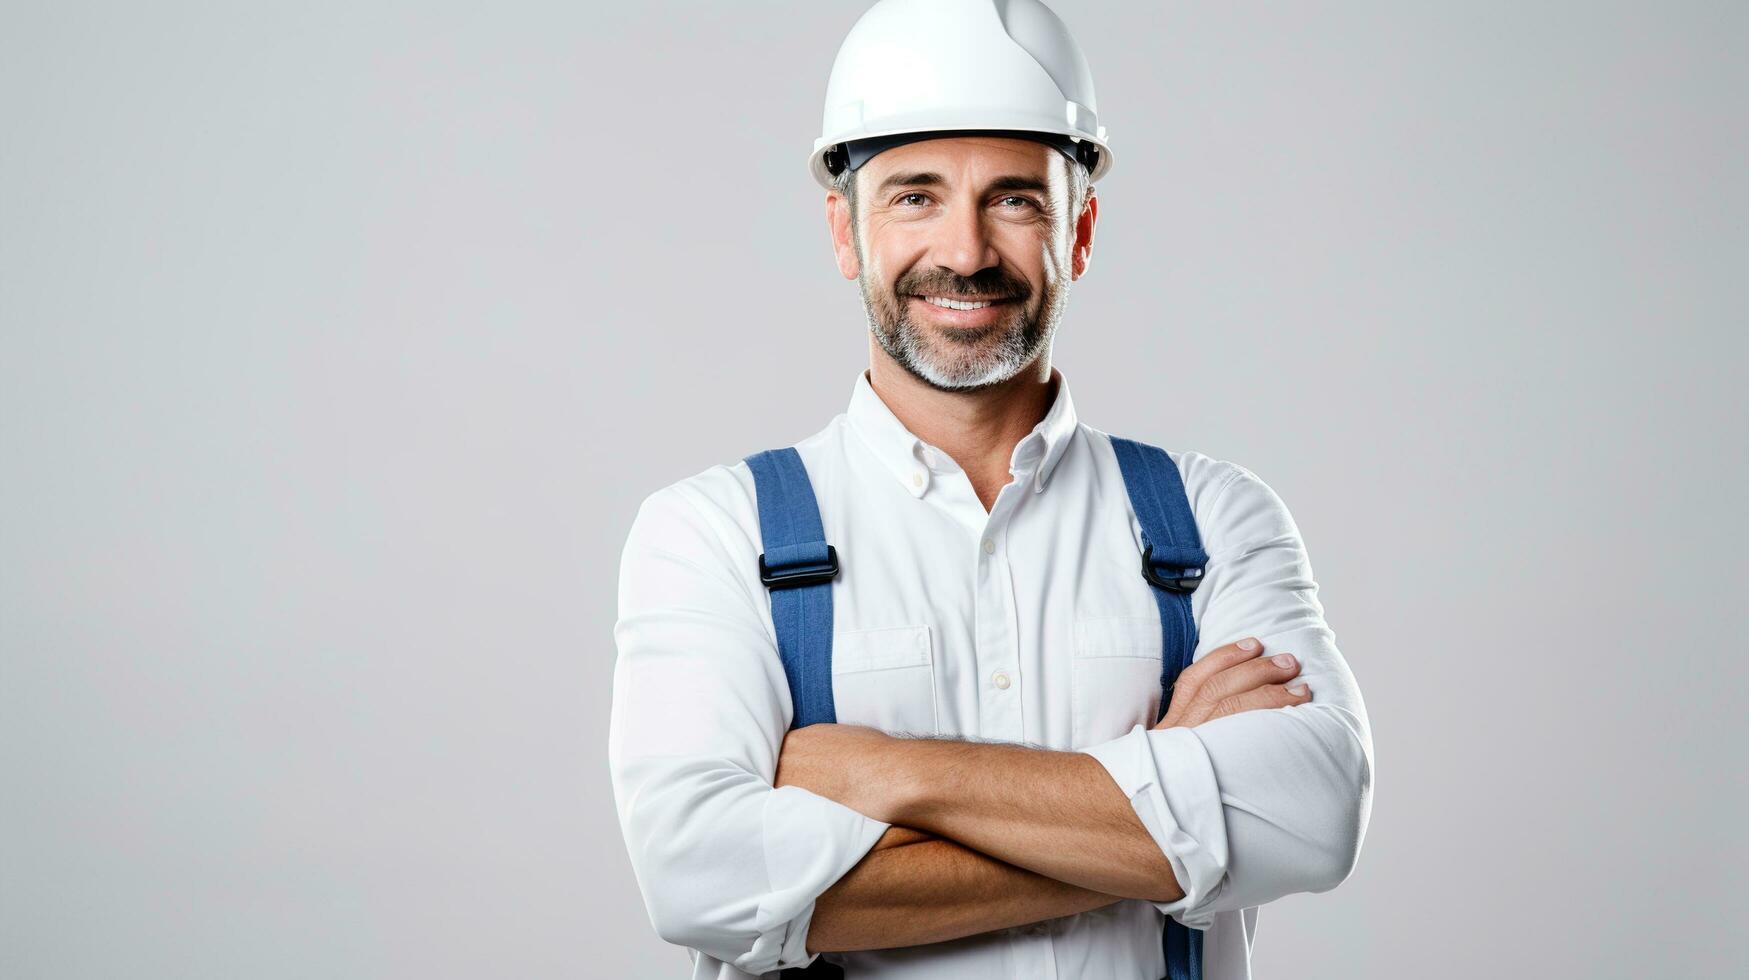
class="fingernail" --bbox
[1238,637,1260,652]
[1272,654,1296,669]
[1287,683,1310,696]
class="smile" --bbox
[920,295,1006,311]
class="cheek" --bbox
[869,252,917,295]
[1037,233,1073,281]
[994,226,1060,279]
[1012,251,1056,296]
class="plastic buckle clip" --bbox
[759,545,840,591]
[1141,544,1204,594]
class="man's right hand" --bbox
[1153,637,1311,730]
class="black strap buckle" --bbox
[822,143,849,176]
[758,545,840,591]
[1142,543,1204,594]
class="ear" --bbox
[827,191,860,280]
[1070,189,1097,280]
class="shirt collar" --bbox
[845,367,1079,499]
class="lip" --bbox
[908,294,1017,327]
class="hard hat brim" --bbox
[809,123,1112,191]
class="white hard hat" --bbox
[809,0,1112,190]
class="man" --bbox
[608,1,1374,977]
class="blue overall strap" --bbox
[745,448,845,979]
[1108,435,1210,980]
[745,447,840,728]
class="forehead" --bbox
[861,136,1063,192]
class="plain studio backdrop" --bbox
[2,2,1743,977]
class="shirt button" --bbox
[992,671,1011,690]
[982,537,995,554]
[911,471,925,489]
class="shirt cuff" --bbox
[742,785,892,973]
[1081,723,1230,929]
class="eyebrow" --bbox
[874,171,1054,199]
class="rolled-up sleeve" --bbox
[1082,463,1375,929]
[608,480,891,974]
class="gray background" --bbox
[3,1,1743,977]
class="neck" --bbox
[865,350,1057,512]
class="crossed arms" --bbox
[778,635,1317,953]
[782,733,1174,953]
[608,469,1374,973]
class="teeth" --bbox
[922,296,997,311]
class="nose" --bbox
[926,198,1000,280]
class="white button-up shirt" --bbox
[610,368,1374,979]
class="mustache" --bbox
[898,271,1030,302]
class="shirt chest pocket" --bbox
[1071,614,1165,748]
[832,624,939,737]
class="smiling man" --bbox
[849,135,1079,393]
[608,2,1374,979]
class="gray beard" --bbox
[861,281,1068,392]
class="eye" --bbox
[896,192,931,207]
[997,195,1039,210]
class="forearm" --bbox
[806,825,1126,954]
[889,737,1184,903]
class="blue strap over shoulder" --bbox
[745,447,840,729]
[1109,434,1211,980]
